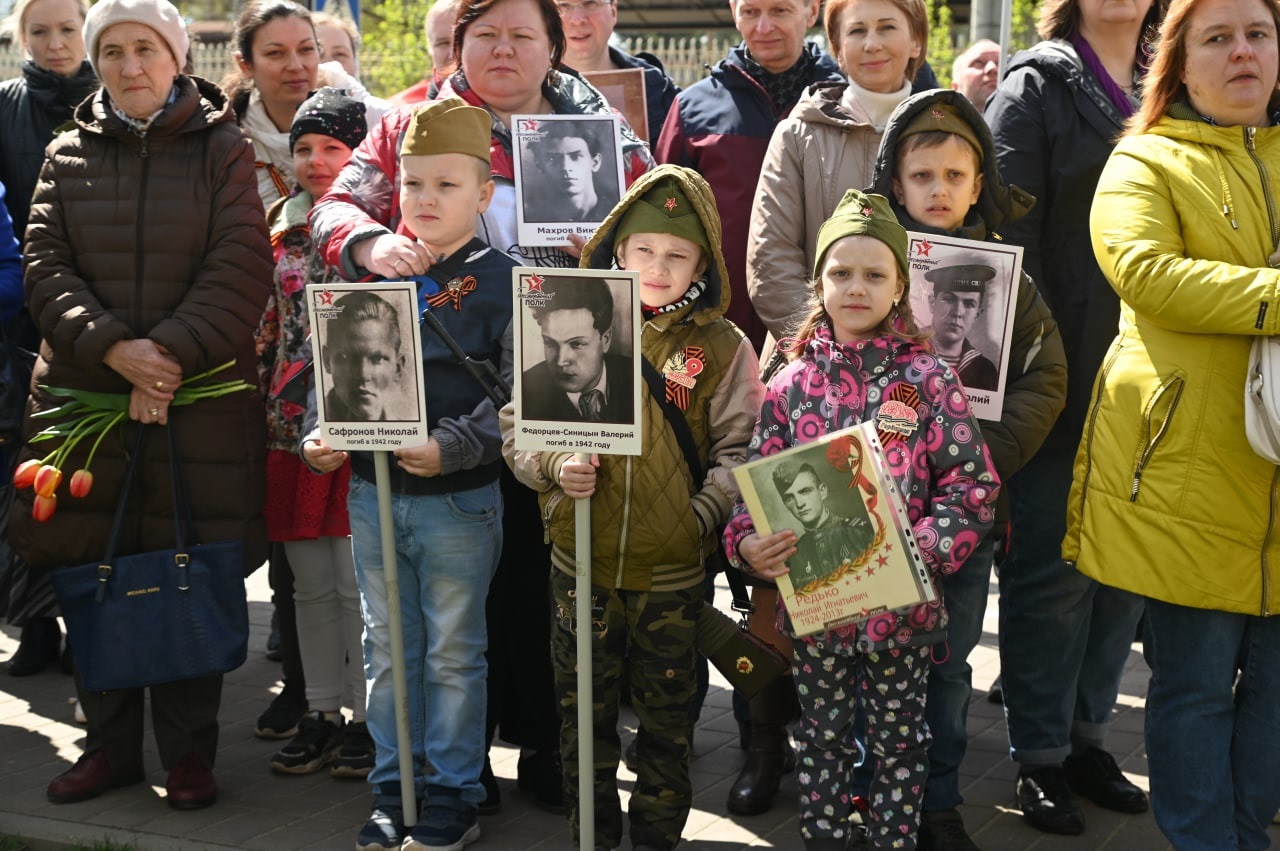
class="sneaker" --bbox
[918,808,981,851]
[403,786,480,851]
[1063,746,1149,814]
[356,796,406,851]
[255,679,308,739]
[1016,765,1084,835]
[331,721,375,779]
[270,712,343,774]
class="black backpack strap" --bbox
[639,357,753,616]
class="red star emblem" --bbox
[527,273,544,292]
[866,566,876,577]
[930,108,945,122]
[862,206,874,217]
[664,196,678,212]
[916,239,932,257]
[319,289,335,305]
[521,118,539,132]
[877,554,889,567]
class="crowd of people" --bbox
[1,0,1278,848]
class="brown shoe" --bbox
[166,751,217,810]
[47,749,144,804]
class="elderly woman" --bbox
[11,0,270,809]
[984,0,1162,833]
[1069,0,1280,844]
[310,0,651,827]
[0,0,97,677]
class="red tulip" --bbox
[12,459,40,490]
[33,465,62,498]
[69,469,93,498]
[32,493,56,522]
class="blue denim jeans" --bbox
[923,534,995,811]
[998,442,1143,766]
[1144,598,1280,851]
[347,474,502,803]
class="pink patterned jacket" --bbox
[723,324,1000,653]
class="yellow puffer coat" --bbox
[1065,108,1280,616]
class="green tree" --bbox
[925,0,956,88]
[1009,0,1039,52]
[361,0,433,97]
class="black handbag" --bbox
[51,425,249,692]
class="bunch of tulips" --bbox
[12,361,253,521]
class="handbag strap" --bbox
[639,358,754,620]
[95,423,196,599]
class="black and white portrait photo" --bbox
[512,268,642,456]
[513,115,624,245]
[306,282,430,450]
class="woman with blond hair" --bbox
[1070,0,1280,844]
[984,0,1163,833]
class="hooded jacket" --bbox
[1064,109,1280,616]
[656,42,844,349]
[0,59,99,238]
[722,326,1000,652]
[502,166,765,592]
[868,89,1067,523]
[13,75,271,572]
[747,81,883,346]
[985,40,1132,450]
[311,68,653,278]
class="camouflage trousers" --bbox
[550,569,700,850]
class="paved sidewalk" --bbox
[1,569,1275,851]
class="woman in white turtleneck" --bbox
[746,0,927,357]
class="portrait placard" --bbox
[733,422,936,637]
[305,281,430,451]
[512,267,642,456]
[513,114,625,246]
[906,232,1023,421]
[582,68,649,142]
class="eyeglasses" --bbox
[555,0,612,16]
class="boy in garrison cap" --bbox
[502,164,765,851]
[924,261,999,391]
[867,88,1068,848]
[302,97,516,851]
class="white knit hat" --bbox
[83,0,191,75]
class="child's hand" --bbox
[558,454,599,499]
[738,530,797,580]
[562,233,586,259]
[395,438,442,478]
[303,438,348,473]
[354,233,436,278]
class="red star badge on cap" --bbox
[664,196,678,212]
[862,206,874,217]
[931,109,945,121]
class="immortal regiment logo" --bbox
[313,288,342,319]
[519,272,551,307]
[909,237,939,272]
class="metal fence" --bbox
[0,34,741,92]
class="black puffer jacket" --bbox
[984,40,1130,448]
[0,59,98,238]
[12,75,271,573]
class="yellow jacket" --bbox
[1066,108,1280,615]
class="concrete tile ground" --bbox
[1,569,1276,850]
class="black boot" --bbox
[726,675,798,816]
[8,617,61,677]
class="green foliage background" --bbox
[362,0,434,96]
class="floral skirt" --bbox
[264,449,350,542]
